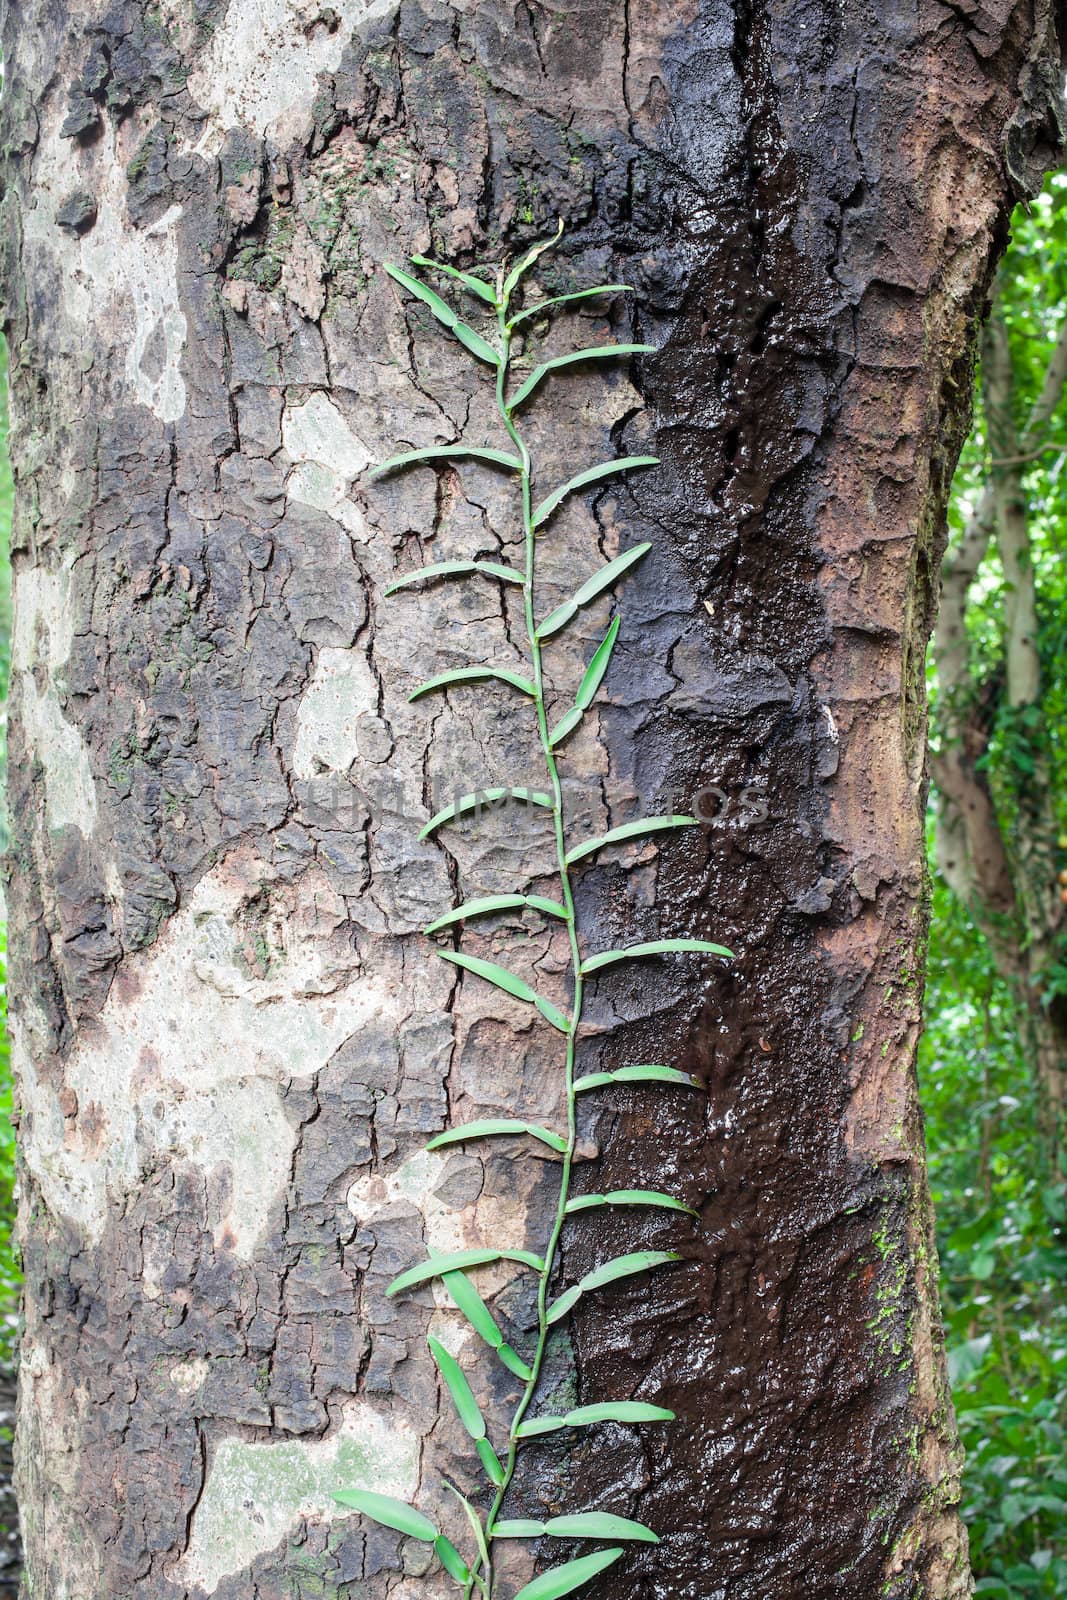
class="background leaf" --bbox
[564,1189,696,1216]
[544,1513,658,1543]
[387,1248,543,1298]
[411,254,497,305]
[507,284,634,328]
[424,894,528,935]
[435,951,570,1032]
[434,1534,471,1585]
[410,666,536,702]
[575,616,620,712]
[547,1251,680,1323]
[385,263,500,365]
[509,345,654,411]
[427,1119,568,1153]
[420,786,553,840]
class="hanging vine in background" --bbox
[334,223,731,1600]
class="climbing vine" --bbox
[334,224,731,1600]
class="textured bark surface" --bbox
[2,1,1064,1597]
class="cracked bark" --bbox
[2,0,1064,1597]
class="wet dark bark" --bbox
[2,0,1064,1598]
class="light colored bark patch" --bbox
[293,646,381,777]
[15,847,398,1254]
[24,118,187,420]
[282,391,372,532]
[185,0,398,154]
[175,1401,419,1594]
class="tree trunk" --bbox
[2,2,1063,1598]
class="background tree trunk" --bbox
[2,2,1064,1598]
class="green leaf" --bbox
[332,1489,438,1542]
[493,1519,547,1538]
[434,1534,471,1585]
[582,938,733,974]
[514,1401,674,1438]
[507,284,634,329]
[565,815,698,866]
[385,263,500,365]
[512,1547,625,1600]
[509,345,655,411]
[427,1120,568,1154]
[502,219,564,300]
[444,1482,492,1579]
[499,1344,533,1381]
[574,1065,699,1093]
[548,706,584,748]
[476,1437,507,1486]
[425,893,566,935]
[385,559,525,595]
[428,1336,487,1439]
[436,950,571,1032]
[420,787,554,841]
[536,543,652,639]
[564,1189,697,1216]
[442,1269,505,1350]
[410,255,497,305]
[371,444,521,479]
[410,666,536,702]
[546,1251,680,1323]
[564,1402,675,1426]
[387,1248,544,1298]
[544,1513,658,1544]
[425,894,529,935]
[575,616,620,712]
[532,456,659,528]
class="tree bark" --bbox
[2,2,1064,1598]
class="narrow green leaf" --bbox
[536,543,652,639]
[548,706,584,748]
[565,815,697,866]
[515,1402,674,1437]
[499,1344,534,1381]
[502,219,564,300]
[371,444,521,479]
[564,1402,675,1426]
[476,1437,506,1486]
[509,345,655,411]
[387,1248,544,1298]
[575,616,620,712]
[434,1534,471,1585]
[385,559,525,595]
[512,1547,625,1600]
[574,1065,699,1093]
[420,787,553,841]
[582,938,733,974]
[427,1119,568,1154]
[332,1489,437,1542]
[492,1519,547,1538]
[532,456,659,528]
[507,284,635,329]
[564,1189,697,1216]
[425,894,528,935]
[525,894,569,919]
[385,263,500,365]
[410,666,536,702]
[425,893,566,935]
[442,1269,504,1351]
[437,950,571,1033]
[546,1251,680,1323]
[514,1415,566,1438]
[545,1513,658,1544]
[444,1483,492,1579]
[411,255,498,305]
[428,1336,487,1440]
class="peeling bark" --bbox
[2,1,1064,1597]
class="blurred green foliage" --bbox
[925,172,1067,1597]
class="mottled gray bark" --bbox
[2,1,1064,1597]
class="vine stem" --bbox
[462,294,585,1600]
